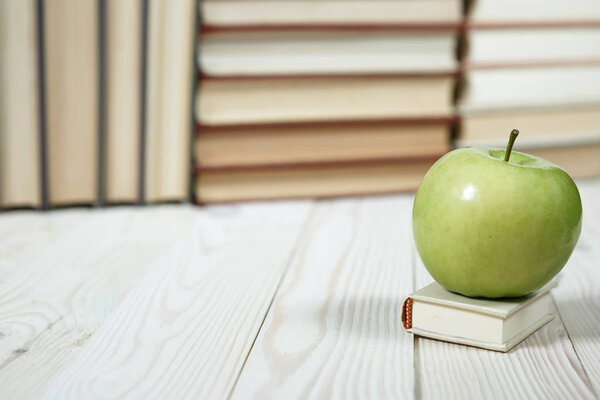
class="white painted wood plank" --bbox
[412,182,597,400]
[0,208,107,365]
[0,206,201,399]
[40,201,312,399]
[0,209,84,280]
[0,207,194,361]
[231,195,415,400]
[553,179,600,396]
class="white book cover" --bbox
[199,32,457,76]
[403,280,557,352]
[466,28,600,65]
[459,66,600,114]
[201,0,462,26]
[470,0,600,23]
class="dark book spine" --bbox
[194,153,444,173]
[196,116,459,133]
[190,0,200,203]
[36,0,48,210]
[197,71,462,81]
[138,0,148,205]
[200,22,464,34]
[97,0,106,207]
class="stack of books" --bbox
[0,0,196,210]
[457,0,600,178]
[7,1,595,210]
[193,0,462,203]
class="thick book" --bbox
[459,107,600,144]
[453,141,600,178]
[201,0,462,27]
[459,65,600,114]
[526,143,600,178]
[44,0,99,205]
[0,0,41,208]
[403,281,557,352]
[199,30,457,76]
[469,0,600,25]
[196,120,452,168]
[144,0,195,202]
[464,27,600,67]
[104,0,143,204]
[194,156,439,203]
[456,106,600,178]
[196,75,455,126]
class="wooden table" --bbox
[0,179,598,399]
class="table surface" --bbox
[0,179,598,400]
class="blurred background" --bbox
[1,0,599,210]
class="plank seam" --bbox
[551,294,598,399]
[411,242,421,400]
[414,337,421,400]
[226,201,319,400]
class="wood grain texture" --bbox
[232,195,415,399]
[0,209,98,366]
[0,207,201,399]
[553,179,600,396]
[39,201,312,399]
[413,184,597,400]
[0,179,598,399]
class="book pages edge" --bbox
[407,313,555,352]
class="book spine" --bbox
[196,117,459,132]
[138,0,148,205]
[189,0,200,203]
[194,154,445,173]
[200,23,465,34]
[200,20,600,35]
[97,0,106,207]
[197,71,462,81]
[467,20,600,29]
[402,297,413,330]
[463,59,600,71]
[36,0,48,210]
[195,187,422,206]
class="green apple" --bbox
[412,130,582,298]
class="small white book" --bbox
[403,281,557,352]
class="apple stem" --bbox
[504,129,519,162]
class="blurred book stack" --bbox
[0,0,195,210]
[5,0,596,210]
[457,0,600,177]
[194,0,462,203]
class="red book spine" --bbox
[195,117,459,133]
[193,153,445,173]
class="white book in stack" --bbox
[199,30,457,76]
[469,0,600,24]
